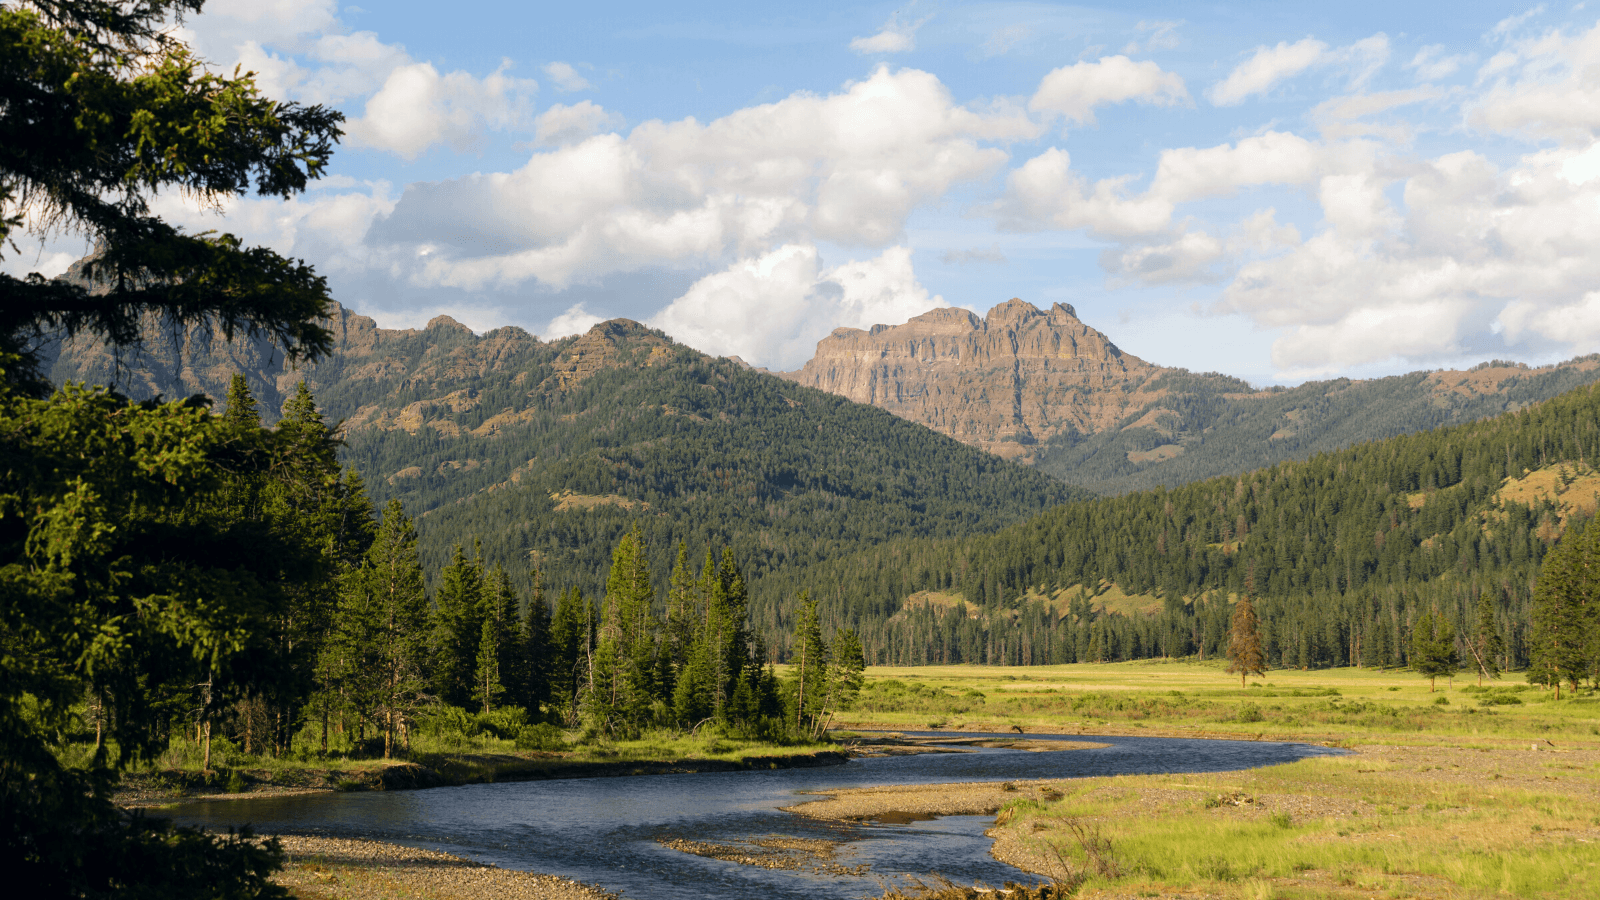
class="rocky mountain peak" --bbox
[780,299,1167,463]
[543,319,675,390]
[426,314,471,333]
[984,297,1044,325]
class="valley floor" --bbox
[820,661,1600,899]
[167,661,1600,899]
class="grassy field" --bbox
[830,660,1600,899]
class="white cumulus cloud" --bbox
[1029,56,1189,124]
[534,101,625,146]
[1213,139,1600,371]
[850,10,929,54]
[371,66,1034,291]
[344,61,538,158]
[649,244,943,369]
[1470,20,1600,139]
[543,62,593,92]
[1209,38,1329,105]
[543,303,606,339]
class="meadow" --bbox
[830,660,1600,900]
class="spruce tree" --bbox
[1410,609,1459,692]
[1468,592,1504,686]
[325,501,428,758]
[791,591,830,736]
[1225,594,1267,688]
[518,566,553,718]
[432,544,485,708]
[549,586,588,725]
[831,628,866,708]
[1,3,341,890]
[1531,519,1600,698]
[474,566,519,714]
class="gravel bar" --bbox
[272,835,617,900]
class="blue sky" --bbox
[12,1,1600,385]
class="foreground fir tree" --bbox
[325,501,430,759]
[431,543,486,708]
[0,2,343,893]
[1530,518,1600,698]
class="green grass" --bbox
[995,754,1600,898]
[819,659,1600,744]
[834,661,1600,899]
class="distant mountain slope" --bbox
[768,379,1600,668]
[782,299,1600,495]
[43,304,1083,600]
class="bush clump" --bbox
[516,723,569,752]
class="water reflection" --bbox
[163,732,1341,900]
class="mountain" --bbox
[781,299,1600,495]
[781,299,1166,464]
[770,378,1600,669]
[41,303,1082,602]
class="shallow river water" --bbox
[163,732,1342,899]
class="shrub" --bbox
[478,707,529,740]
[1236,702,1264,723]
[515,724,568,752]
[419,705,480,740]
[1478,694,1523,706]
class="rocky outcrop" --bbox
[781,299,1172,462]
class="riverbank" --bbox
[270,835,616,900]
[783,736,1600,899]
[987,736,1600,899]
[116,746,849,808]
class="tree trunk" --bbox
[796,640,808,731]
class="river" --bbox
[163,731,1342,899]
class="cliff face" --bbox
[781,298,1171,462]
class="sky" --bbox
[12,1,1600,385]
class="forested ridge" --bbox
[389,331,1085,604]
[1034,359,1600,494]
[765,382,1600,673]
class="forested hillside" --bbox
[44,309,1078,601]
[361,321,1082,600]
[1034,360,1600,494]
[768,382,1600,673]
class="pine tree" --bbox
[549,586,589,725]
[474,566,519,714]
[1531,519,1600,698]
[1225,593,1268,688]
[665,542,697,682]
[326,501,430,758]
[1,3,341,891]
[1468,592,1504,686]
[432,544,485,708]
[791,591,830,736]
[1410,608,1459,692]
[518,566,553,718]
[221,373,260,429]
[830,628,866,709]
